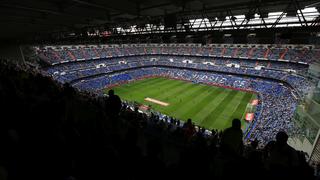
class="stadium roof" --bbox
[0,0,319,41]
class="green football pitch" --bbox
[106,77,257,130]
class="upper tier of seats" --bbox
[44,55,310,97]
[37,44,320,65]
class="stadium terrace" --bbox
[38,44,312,146]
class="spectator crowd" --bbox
[0,58,316,179]
[38,45,320,65]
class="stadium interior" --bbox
[1,0,320,179]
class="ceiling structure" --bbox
[0,0,319,41]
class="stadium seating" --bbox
[44,55,310,96]
[38,45,320,65]
[0,58,315,179]
[36,43,316,151]
[28,44,320,178]
[72,67,298,144]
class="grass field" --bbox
[106,77,257,130]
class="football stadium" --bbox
[1,0,320,179]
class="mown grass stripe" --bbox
[172,86,215,120]
[181,87,223,123]
[114,78,164,95]
[116,78,188,111]
[192,89,232,123]
[153,81,197,102]
[111,77,163,92]
[200,90,239,129]
[115,78,178,99]
[140,81,206,113]
[138,79,186,100]
[165,84,210,115]
[115,77,169,94]
[120,77,164,88]
[114,78,179,105]
[210,92,247,129]
[108,77,255,131]
[150,80,191,100]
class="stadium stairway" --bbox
[280,48,288,60]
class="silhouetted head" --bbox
[134,106,139,112]
[232,119,241,129]
[211,129,215,134]
[63,83,75,96]
[251,139,258,149]
[108,89,114,96]
[276,131,288,145]
[187,118,192,124]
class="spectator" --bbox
[0,49,315,179]
[183,118,196,140]
[266,131,299,178]
[221,119,244,156]
[105,89,122,117]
